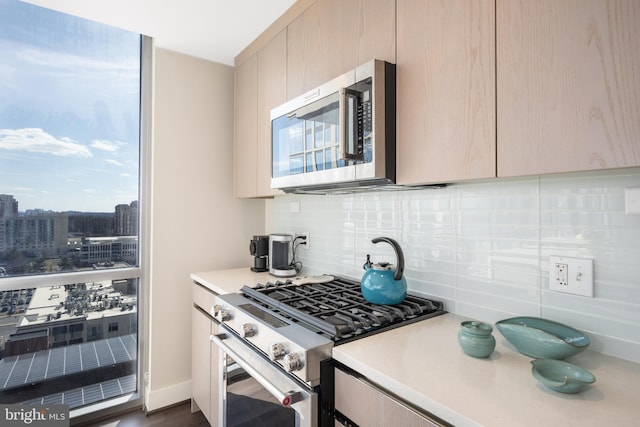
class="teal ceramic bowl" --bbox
[531,359,596,393]
[495,317,590,359]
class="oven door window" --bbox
[226,357,296,426]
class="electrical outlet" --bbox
[549,256,594,297]
[297,232,310,250]
[554,262,568,287]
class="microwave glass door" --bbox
[272,92,344,178]
[272,78,373,181]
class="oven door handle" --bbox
[210,333,307,407]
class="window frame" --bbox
[0,33,152,421]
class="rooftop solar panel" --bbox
[0,335,136,391]
[81,344,99,370]
[22,375,137,410]
[65,346,82,375]
[25,351,48,383]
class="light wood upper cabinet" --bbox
[497,0,640,176]
[396,0,497,185]
[356,0,396,66]
[233,54,258,198]
[234,31,286,198]
[287,0,395,98]
[256,30,287,197]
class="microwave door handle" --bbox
[339,88,350,160]
[339,88,363,161]
[210,333,306,407]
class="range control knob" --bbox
[268,343,286,361]
[283,353,303,372]
[217,307,231,322]
[211,305,221,317]
[242,323,256,338]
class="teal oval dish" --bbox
[495,316,590,359]
[531,359,596,394]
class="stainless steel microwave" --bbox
[271,59,396,193]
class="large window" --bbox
[0,0,146,418]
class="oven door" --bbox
[210,330,317,427]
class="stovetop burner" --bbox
[241,276,445,343]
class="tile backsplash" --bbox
[273,168,640,363]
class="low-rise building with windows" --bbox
[4,281,136,357]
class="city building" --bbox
[0,195,139,272]
[114,201,138,236]
[4,281,137,357]
[79,236,138,266]
[0,212,68,257]
[0,194,18,218]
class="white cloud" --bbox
[105,158,125,167]
[0,128,92,157]
[91,139,123,152]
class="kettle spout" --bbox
[363,254,372,270]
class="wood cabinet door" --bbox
[287,0,395,98]
[256,30,287,197]
[497,0,640,176]
[209,320,221,426]
[355,0,396,66]
[396,0,496,185]
[191,306,212,423]
[334,368,443,427]
[233,54,258,198]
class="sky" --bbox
[0,0,141,213]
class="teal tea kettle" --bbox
[361,237,407,305]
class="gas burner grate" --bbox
[242,276,445,342]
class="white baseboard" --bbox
[145,379,192,412]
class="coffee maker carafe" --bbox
[249,235,269,272]
[269,234,297,277]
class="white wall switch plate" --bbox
[625,188,640,214]
[549,255,594,297]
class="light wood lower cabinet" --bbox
[497,0,640,176]
[191,283,219,426]
[334,368,445,427]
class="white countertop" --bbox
[191,267,274,294]
[191,269,640,426]
[332,313,640,427]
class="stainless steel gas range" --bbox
[209,275,445,427]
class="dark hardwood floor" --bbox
[79,401,209,427]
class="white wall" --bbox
[273,168,640,363]
[147,48,264,410]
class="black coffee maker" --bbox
[249,235,269,272]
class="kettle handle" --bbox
[371,237,404,281]
[363,254,372,270]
